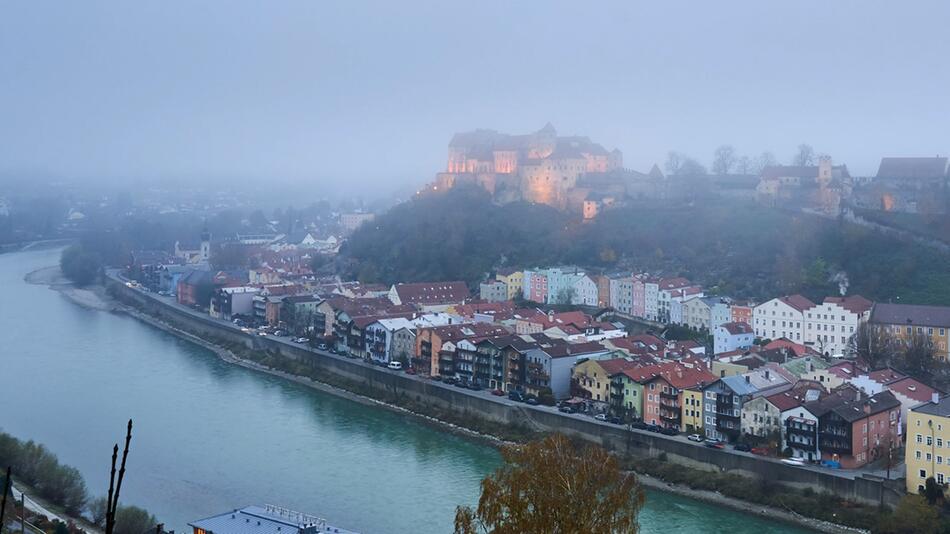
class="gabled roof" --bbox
[639,361,716,390]
[822,295,874,315]
[876,157,948,180]
[719,321,753,335]
[782,294,816,312]
[870,303,950,328]
[595,357,644,377]
[392,281,470,306]
[886,376,939,404]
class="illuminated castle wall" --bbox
[434,123,622,209]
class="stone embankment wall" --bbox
[108,277,902,508]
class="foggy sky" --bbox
[2,1,949,195]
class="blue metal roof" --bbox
[189,506,359,534]
[721,375,759,396]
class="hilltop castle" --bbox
[433,124,624,211]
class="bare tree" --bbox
[664,151,684,175]
[754,151,778,173]
[792,144,816,166]
[850,323,893,369]
[712,145,737,174]
[736,155,753,174]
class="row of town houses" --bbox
[484,267,950,360]
[134,258,950,471]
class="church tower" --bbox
[199,224,211,262]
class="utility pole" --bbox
[20,493,25,534]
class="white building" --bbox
[609,275,634,314]
[657,278,693,323]
[803,295,873,356]
[753,295,815,343]
[713,322,755,354]
[479,280,508,303]
[643,279,661,321]
[571,274,598,307]
[365,317,417,364]
[340,212,375,233]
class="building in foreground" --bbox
[190,505,359,534]
[906,394,950,494]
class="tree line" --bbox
[0,428,156,534]
[342,185,950,306]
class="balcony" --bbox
[660,390,678,400]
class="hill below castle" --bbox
[341,185,950,305]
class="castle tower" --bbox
[817,156,832,186]
[200,225,211,262]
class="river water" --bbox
[0,248,809,533]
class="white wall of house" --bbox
[753,298,805,342]
[803,301,869,356]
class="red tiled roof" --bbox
[869,367,906,384]
[823,295,873,315]
[763,339,813,357]
[659,277,691,290]
[393,281,470,305]
[720,321,753,335]
[781,294,816,312]
[885,376,939,403]
[597,357,644,376]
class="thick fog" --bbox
[1,1,948,195]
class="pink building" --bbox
[632,276,646,318]
[730,303,753,325]
[529,274,548,303]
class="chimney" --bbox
[745,375,750,384]
[934,392,941,404]
[765,370,770,380]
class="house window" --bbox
[940,473,946,484]
[917,434,923,444]
[916,451,922,460]
[928,436,934,446]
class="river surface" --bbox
[0,248,809,533]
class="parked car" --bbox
[454,379,469,388]
[558,405,576,414]
[442,377,458,386]
[659,427,678,436]
[387,361,403,370]
[734,443,752,452]
[608,416,622,425]
[751,447,770,456]
[704,439,725,449]
[316,342,328,350]
[257,331,267,336]
[294,337,309,343]
[594,413,608,422]
[781,458,806,467]
[631,421,649,430]
[645,423,661,433]
[468,382,483,391]
[491,389,505,397]
[820,459,840,469]
[404,367,416,375]
[525,396,539,406]
[687,434,704,443]
[508,391,525,402]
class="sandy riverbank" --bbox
[25,266,118,312]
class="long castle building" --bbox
[433,123,624,210]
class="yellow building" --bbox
[906,396,950,494]
[573,358,637,403]
[871,303,950,360]
[496,269,524,301]
[681,387,704,433]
